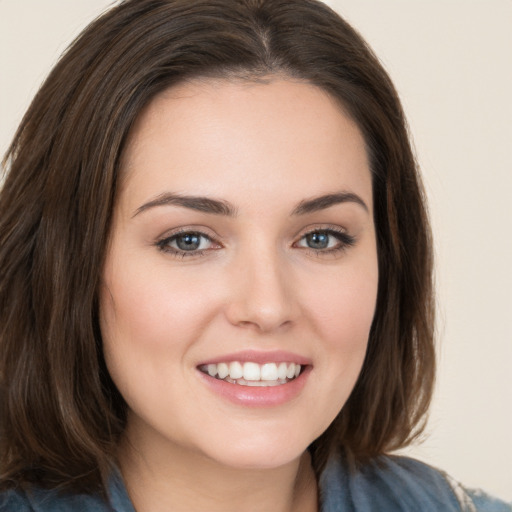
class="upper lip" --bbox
[197,350,312,366]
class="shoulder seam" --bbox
[440,471,477,512]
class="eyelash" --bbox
[294,227,356,256]
[155,229,217,258]
[155,227,356,258]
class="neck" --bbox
[117,428,318,512]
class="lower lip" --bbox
[197,366,311,407]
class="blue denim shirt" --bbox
[1,455,510,511]
[319,455,511,512]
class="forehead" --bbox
[119,78,372,214]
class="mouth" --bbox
[198,361,303,387]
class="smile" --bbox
[199,361,302,386]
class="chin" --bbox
[206,447,304,472]
[192,424,318,471]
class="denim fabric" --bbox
[319,455,512,511]
[0,469,134,512]
[1,455,510,511]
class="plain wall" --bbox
[1,0,511,500]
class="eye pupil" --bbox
[176,233,201,251]
[306,232,329,249]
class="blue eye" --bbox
[304,232,331,249]
[297,229,355,252]
[173,233,205,251]
[157,231,214,255]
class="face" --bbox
[100,78,378,471]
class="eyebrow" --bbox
[291,192,369,215]
[133,193,237,218]
[133,191,368,218]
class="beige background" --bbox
[1,0,511,500]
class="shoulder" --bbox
[319,454,512,512]
[465,488,512,512]
[0,488,33,512]
[0,470,134,512]
[0,483,122,512]
[0,487,108,512]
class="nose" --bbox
[224,247,299,333]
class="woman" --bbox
[0,0,509,510]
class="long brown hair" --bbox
[0,0,435,494]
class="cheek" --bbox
[99,258,219,353]
[311,289,375,390]
[302,253,378,398]
[307,263,378,350]
[98,260,220,415]
[294,263,377,438]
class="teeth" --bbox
[261,363,277,381]
[217,362,229,379]
[233,378,285,387]
[277,362,288,380]
[229,361,243,380]
[243,362,260,381]
[201,361,303,385]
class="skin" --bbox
[100,78,378,512]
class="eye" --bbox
[156,230,218,256]
[295,228,355,253]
